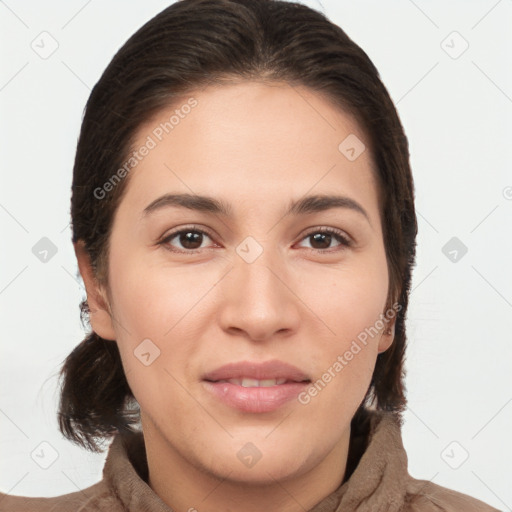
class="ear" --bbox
[74,240,116,341]
[377,313,396,354]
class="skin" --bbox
[75,80,396,512]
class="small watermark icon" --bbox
[440,31,469,60]
[134,338,161,366]
[338,133,366,161]
[32,237,58,263]
[30,31,59,59]
[30,441,59,469]
[237,442,262,468]
[441,236,468,263]
[236,236,264,264]
[440,441,469,469]
[503,186,512,200]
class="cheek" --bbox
[107,260,203,426]
[300,295,383,422]
[305,248,389,342]
[299,249,388,402]
[105,250,218,395]
[108,247,213,338]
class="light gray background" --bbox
[1,0,511,509]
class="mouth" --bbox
[202,360,311,413]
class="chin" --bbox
[209,455,308,486]
[191,434,321,485]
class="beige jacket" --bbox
[0,409,501,511]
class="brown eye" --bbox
[176,231,205,250]
[298,228,352,252]
[160,226,214,253]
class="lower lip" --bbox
[203,381,309,413]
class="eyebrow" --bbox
[142,193,371,225]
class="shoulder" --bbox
[0,480,123,512]
[402,477,502,512]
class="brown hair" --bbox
[59,0,418,452]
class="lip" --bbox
[202,360,310,382]
[202,360,311,413]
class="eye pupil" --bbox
[310,233,331,249]
[180,231,203,249]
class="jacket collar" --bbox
[103,408,409,512]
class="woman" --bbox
[0,0,500,510]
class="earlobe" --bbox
[377,316,396,354]
[74,240,117,341]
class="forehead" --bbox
[121,80,380,223]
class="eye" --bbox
[297,227,352,252]
[159,225,352,254]
[159,225,216,253]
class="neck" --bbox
[143,421,351,512]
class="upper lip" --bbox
[203,360,310,382]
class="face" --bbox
[78,80,395,485]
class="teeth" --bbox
[260,379,280,387]
[223,378,288,387]
[241,378,260,387]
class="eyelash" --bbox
[158,225,353,255]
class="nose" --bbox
[218,250,301,342]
